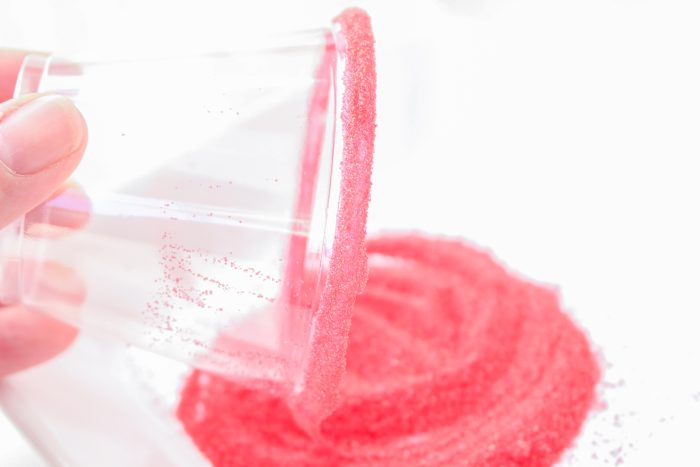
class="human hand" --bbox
[0,49,87,377]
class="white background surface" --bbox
[1,0,700,465]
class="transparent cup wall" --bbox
[2,30,340,379]
[0,30,340,467]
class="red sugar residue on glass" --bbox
[148,233,277,313]
[177,235,599,466]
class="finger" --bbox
[25,182,91,238]
[0,93,87,229]
[0,262,84,377]
[0,306,78,376]
[0,49,30,102]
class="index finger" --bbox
[0,49,29,102]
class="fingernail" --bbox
[0,95,85,175]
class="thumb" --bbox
[0,93,87,228]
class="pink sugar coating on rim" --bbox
[285,7,376,433]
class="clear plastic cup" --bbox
[0,28,343,385]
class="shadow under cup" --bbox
[0,29,344,387]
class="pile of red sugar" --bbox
[177,234,599,466]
